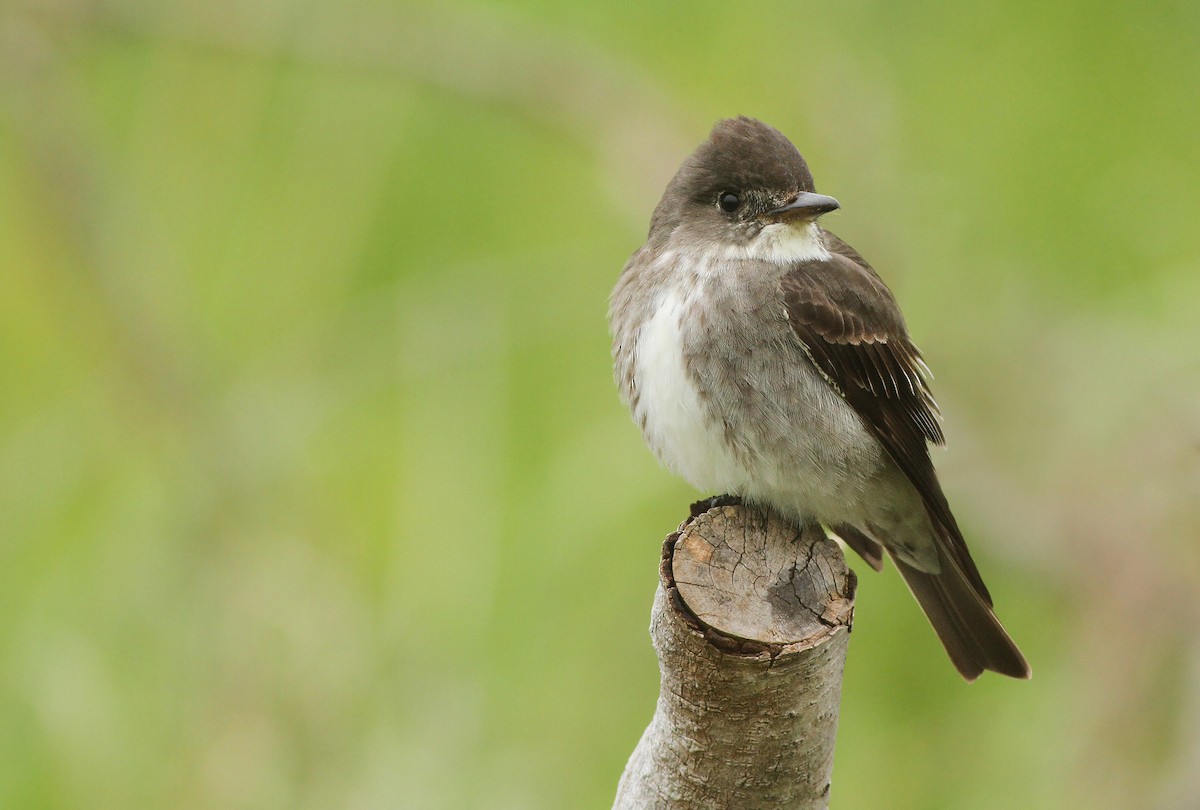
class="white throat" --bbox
[745,221,831,264]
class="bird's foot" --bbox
[689,494,744,517]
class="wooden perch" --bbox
[613,500,856,810]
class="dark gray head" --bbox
[648,117,839,247]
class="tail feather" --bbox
[890,551,1030,681]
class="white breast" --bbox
[634,286,746,492]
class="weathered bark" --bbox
[613,500,856,810]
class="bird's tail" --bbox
[890,550,1031,681]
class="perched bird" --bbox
[609,116,1029,680]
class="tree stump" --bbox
[613,500,856,809]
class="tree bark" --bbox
[613,500,856,810]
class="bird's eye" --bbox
[717,191,741,213]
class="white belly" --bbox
[633,287,748,493]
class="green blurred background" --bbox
[2,0,1198,807]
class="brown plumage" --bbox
[610,116,1029,680]
[783,233,1027,679]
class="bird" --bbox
[609,116,1029,680]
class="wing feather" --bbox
[781,230,989,601]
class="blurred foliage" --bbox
[1,0,1198,808]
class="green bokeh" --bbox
[2,1,1198,807]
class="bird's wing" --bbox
[780,231,991,602]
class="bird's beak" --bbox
[766,191,840,221]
